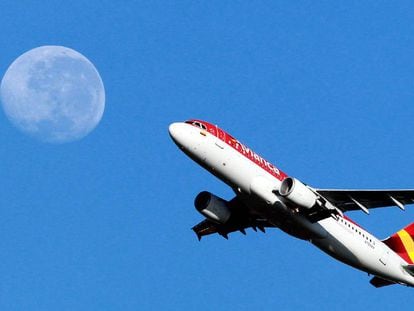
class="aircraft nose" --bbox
[168,122,179,138]
[168,122,185,145]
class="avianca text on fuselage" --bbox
[169,119,414,288]
[230,139,284,179]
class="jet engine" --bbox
[194,191,231,224]
[279,177,317,209]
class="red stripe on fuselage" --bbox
[225,137,287,181]
[186,119,287,181]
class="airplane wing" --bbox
[316,189,414,213]
[192,195,276,240]
[192,218,275,240]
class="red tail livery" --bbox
[383,223,414,264]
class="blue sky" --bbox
[1,1,414,310]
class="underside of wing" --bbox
[316,189,414,213]
[191,195,276,240]
[192,218,275,240]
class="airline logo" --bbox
[397,228,414,263]
[384,223,414,264]
[186,119,287,180]
[225,136,287,181]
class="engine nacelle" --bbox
[194,191,231,224]
[279,177,317,209]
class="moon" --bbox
[0,46,105,143]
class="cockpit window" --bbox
[186,120,207,130]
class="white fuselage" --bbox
[169,122,414,286]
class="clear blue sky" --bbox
[1,1,414,310]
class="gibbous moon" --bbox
[0,46,105,143]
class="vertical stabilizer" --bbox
[382,223,414,264]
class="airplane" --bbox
[169,119,414,288]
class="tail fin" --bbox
[383,223,414,264]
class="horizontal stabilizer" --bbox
[403,264,414,276]
[370,276,396,288]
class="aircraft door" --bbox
[215,127,226,149]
